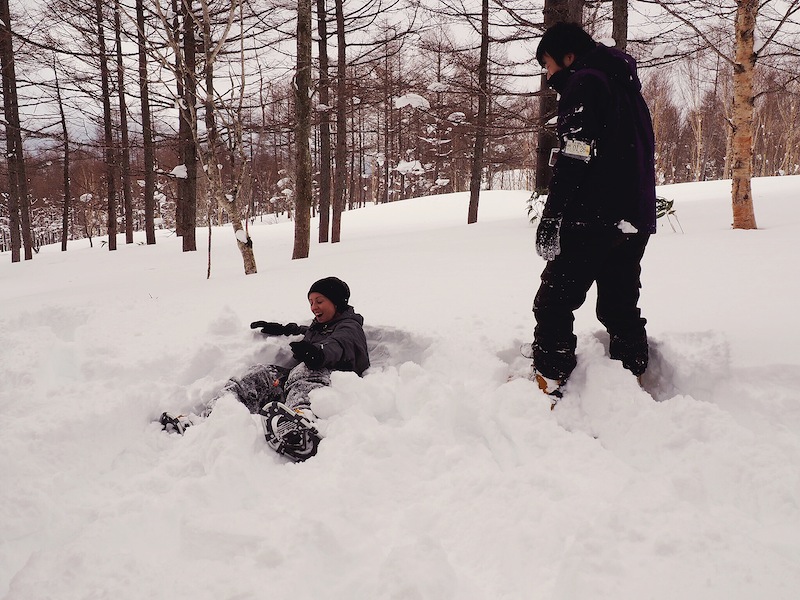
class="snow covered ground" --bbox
[1,176,799,599]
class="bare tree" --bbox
[176,0,198,251]
[294,0,313,259]
[0,0,34,261]
[52,55,72,252]
[752,72,800,176]
[640,0,800,229]
[114,0,133,244]
[145,0,274,272]
[331,0,347,242]
[316,0,332,243]
[92,0,118,250]
[467,0,489,224]
[136,0,156,245]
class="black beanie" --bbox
[308,277,350,311]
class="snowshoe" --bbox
[259,401,321,462]
[159,412,193,435]
[519,342,535,359]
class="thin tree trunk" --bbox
[54,56,71,251]
[0,0,22,261]
[114,1,133,244]
[468,0,489,224]
[383,53,391,203]
[730,0,758,229]
[171,0,185,237]
[331,0,347,242]
[357,107,365,206]
[293,0,312,259]
[612,0,628,51]
[1,0,33,260]
[94,0,117,251]
[316,0,331,242]
[180,0,197,250]
[348,105,356,210]
[136,0,156,245]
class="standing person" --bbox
[531,22,657,405]
[161,276,370,461]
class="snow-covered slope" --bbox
[1,177,799,599]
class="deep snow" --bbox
[1,177,799,599]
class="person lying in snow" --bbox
[161,276,370,461]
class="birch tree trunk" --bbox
[730,0,758,229]
[206,161,258,275]
[200,0,256,275]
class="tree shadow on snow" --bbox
[363,325,432,372]
[591,329,731,403]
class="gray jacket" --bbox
[300,307,370,376]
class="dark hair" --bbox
[536,22,597,68]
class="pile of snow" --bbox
[1,177,799,599]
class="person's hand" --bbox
[536,217,562,261]
[282,323,303,335]
[289,341,325,369]
[250,321,286,335]
[250,322,303,335]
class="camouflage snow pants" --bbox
[216,363,331,415]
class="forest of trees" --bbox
[1,0,799,270]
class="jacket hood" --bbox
[577,44,642,91]
[549,44,642,94]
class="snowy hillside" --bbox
[1,177,799,599]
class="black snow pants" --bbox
[533,228,650,382]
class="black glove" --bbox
[250,321,303,336]
[289,341,325,370]
[536,217,562,261]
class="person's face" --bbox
[309,292,337,323]
[541,52,575,79]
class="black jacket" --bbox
[545,44,657,234]
[300,307,370,376]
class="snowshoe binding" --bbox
[260,401,321,462]
[159,412,193,435]
[521,344,564,410]
[532,371,563,410]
